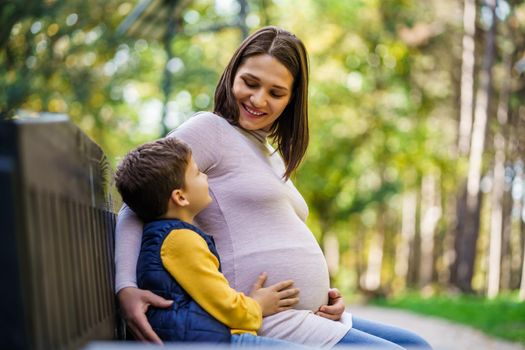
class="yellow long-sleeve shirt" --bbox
[160,228,262,335]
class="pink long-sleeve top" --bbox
[115,112,352,348]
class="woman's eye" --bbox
[244,80,257,88]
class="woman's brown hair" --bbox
[214,26,309,179]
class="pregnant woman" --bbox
[115,26,431,349]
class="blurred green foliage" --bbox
[2,0,524,297]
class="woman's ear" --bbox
[171,188,189,207]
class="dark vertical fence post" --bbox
[0,116,118,350]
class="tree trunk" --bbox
[487,133,505,297]
[511,182,524,290]
[450,0,477,289]
[487,51,512,298]
[236,0,249,39]
[520,220,525,300]
[517,164,525,300]
[320,219,338,285]
[324,233,340,278]
[501,186,513,290]
[441,192,457,286]
[355,224,366,291]
[363,231,384,291]
[160,0,177,137]
[458,0,477,155]
[419,174,442,287]
[363,206,385,292]
[395,191,417,289]
[453,0,497,292]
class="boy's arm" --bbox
[161,229,262,332]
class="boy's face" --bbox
[183,156,212,214]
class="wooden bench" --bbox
[0,115,123,350]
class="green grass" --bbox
[371,293,525,345]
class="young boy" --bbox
[115,137,302,346]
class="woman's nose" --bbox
[250,92,267,108]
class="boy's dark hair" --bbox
[115,137,191,222]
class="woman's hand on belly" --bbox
[314,288,345,321]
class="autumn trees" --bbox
[2,0,524,298]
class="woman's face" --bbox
[232,54,294,132]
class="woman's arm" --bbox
[115,112,223,342]
[115,205,142,292]
[115,205,173,343]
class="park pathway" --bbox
[349,304,524,350]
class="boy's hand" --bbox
[249,272,300,316]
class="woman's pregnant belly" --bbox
[199,175,331,312]
[235,248,330,311]
[217,222,331,312]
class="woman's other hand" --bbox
[117,287,173,344]
[315,288,345,321]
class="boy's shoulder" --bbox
[166,227,200,239]
[166,226,213,243]
[143,220,200,240]
[163,228,216,255]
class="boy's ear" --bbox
[171,188,189,207]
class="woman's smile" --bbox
[242,103,266,117]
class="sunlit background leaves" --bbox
[2,0,525,307]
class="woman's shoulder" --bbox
[167,112,232,170]
[167,111,232,143]
[180,111,230,131]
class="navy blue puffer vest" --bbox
[137,219,231,343]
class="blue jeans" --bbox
[231,333,309,348]
[335,317,432,349]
